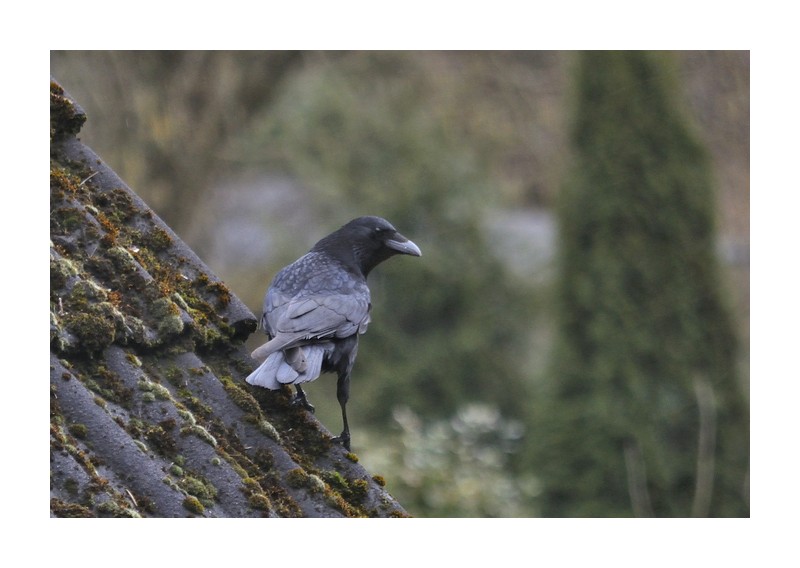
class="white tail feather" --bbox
[245,344,329,389]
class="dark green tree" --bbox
[533,52,748,517]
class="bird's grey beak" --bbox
[386,235,422,257]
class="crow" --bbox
[245,216,421,450]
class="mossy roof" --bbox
[49,79,408,518]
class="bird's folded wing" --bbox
[271,293,370,341]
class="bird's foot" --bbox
[332,432,351,451]
[291,393,315,413]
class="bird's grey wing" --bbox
[254,252,371,359]
[273,291,370,340]
[251,288,370,366]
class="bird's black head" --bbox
[314,216,422,277]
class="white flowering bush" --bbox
[360,404,541,517]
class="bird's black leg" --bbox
[292,385,315,413]
[332,372,351,451]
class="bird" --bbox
[245,216,421,450]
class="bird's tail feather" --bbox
[245,344,328,389]
[250,333,306,363]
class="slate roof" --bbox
[49,79,408,518]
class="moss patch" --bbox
[182,495,205,515]
[50,498,94,518]
[50,81,86,142]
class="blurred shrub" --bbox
[361,404,540,517]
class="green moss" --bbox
[50,256,80,290]
[323,488,358,516]
[345,452,359,463]
[190,320,228,350]
[126,418,145,436]
[143,419,177,455]
[126,353,143,367]
[151,297,184,339]
[169,464,184,477]
[195,273,232,308]
[165,366,184,386]
[82,364,134,407]
[286,468,309,489]
[163,475,181,492]
[50,166,82,197]
[92,187,137,223]
[52,206,85,235]
[248,493,272,511]
[63,309,116,353]
[121,314,148,346]
[50,498,94,518]
[178,394,213,421]
[68,423,88,439]
[307,474,326,494]
[50,81,86,141]
[318,470,371,510]
[137,378,172,400]
[71,279,109,303]
[154,385,171,400]
[143,227,173,251]
[150,290,180,319]
[171,292,190,311]
[220,376,262,415]
[97,212,121,247]
[64,478,80,496]
[183,495,205,515]
[177,409,196,424]
[372,475,386,487]
[218,450,249,479]
[180,475,217,506]
[107,246,139,274]
[257,419,282,443]
[321,470,349,494]
[349,478,369,502]
[181,424,217,447]
[252,448,275,472]
[262,482,304,518]
[141,392,156,403]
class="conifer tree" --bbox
[535,51,748,517]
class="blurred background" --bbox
[50,51,749,517]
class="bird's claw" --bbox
[291,394,315,414]
[332,432,351,451]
